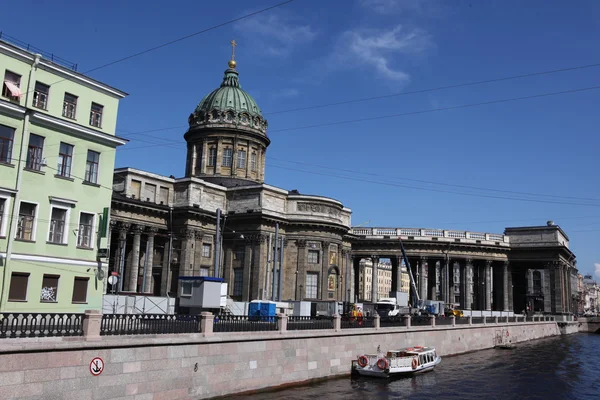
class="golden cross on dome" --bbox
[230,39,237,60]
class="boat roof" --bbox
[390,346,435,353]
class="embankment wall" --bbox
[0,321,562,400]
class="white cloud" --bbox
[595,263,600,278]
[234,13,316,57]
[359,0,430,14]
[338,25,431,82]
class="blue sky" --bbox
[4,0,600,277]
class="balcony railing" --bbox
[350,227,509,244]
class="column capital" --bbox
[296,239,307,249]
[503,260,510,267]
[194,230,204,240]
[341,248,351,256]
[180,227,196,240]
[109,220,118,229]
[465,258,473,265]
[321,240,331,248]
[420,256,428,262]
[485,260,493,267]
[132,224,144,235]
[146,226,159,236]
[117,221,131,233]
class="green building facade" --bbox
[0,38,127,313]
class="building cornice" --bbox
[0,99,26,118]
[30,111,128,147]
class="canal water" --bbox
[230,333,600,400]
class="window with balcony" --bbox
[237,150,246,169]
[72,277,89,303]
[305,272,318,298]
[77,212,94,248]
[222,148,232,167]
[62,93,78,119]
[40,275,59,302]
[26,134,44,171]
[57,142,73,178]
[2,70,21,99]
[208,147,217,167]
[8,273,29,301]
[84,150,99,183]
[0,124,14,164]
[16,202,36,241]
[308,250,320,264]
[48,207,67,244]
[89,102,103,128]
[32,82,49,109]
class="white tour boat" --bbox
[352,346,441,378]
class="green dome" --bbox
[188,67,268,135]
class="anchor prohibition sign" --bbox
[90,357,104,376]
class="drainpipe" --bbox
[1,54,41,310]
[165,207,173,314]
[271,223,279,301]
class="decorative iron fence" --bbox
[340,316,375,329]
[287,316,335,330]
[213,315,278,333]
[0,313,84,339]
[379,316,406,328]
[100,314,200,336]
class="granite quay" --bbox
[0,309,580,399]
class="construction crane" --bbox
[398,237,420,306]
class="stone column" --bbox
[441,256,449,304]
[127,224,143,292]
[191,143,198,176]
[194,231,204,276]
[503,261,510,311]
[179,228,197,277]
[419,257,428,301]
[160,238,171,296]
[433,261,441,301]
[142,227,158,294]
[392,255,401,293]
[550,261,563,314]
[114,222,130,292]
[371,255,379,302]
[464,259,473,310]
[321,241,330,300]
[241,237,254,302]
[485,260,492,311]
[295,239,307,301]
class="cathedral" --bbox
[108,44,353,304]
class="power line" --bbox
[267,157,600,203]
[114,61,600,140]
[267,163,600,208]
[10,0,296,98]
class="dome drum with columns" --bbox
[184,47,269,186]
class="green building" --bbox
[0,37,127,313]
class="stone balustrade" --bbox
[351,227,509,245]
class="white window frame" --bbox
[77,211,96,249]
[181,281,193,297]
[0,192,11,237]
[237,149,246,169]
[199,267,209,277]
[84,150,100,184]
[16,200,39,241]
[202,243,211,258]
[306,272,318,299]
[47,200,72,245]
[222,148,232,167]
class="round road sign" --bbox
[90,357,104,376]
[107,275,118,285]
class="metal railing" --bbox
[0,313,83,339]
[340,316,375,329]
[350,227,509,244]
[100,314,200,336]
[379,316,407,328]
[288,316,335,330]
[213,315,278,333]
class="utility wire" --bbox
[115,61,600,140]
[9,0,296,98]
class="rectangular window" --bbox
[237,150,246,169]
[32,82,49,109]
[16,202,36,241]
[85,150,99,183]
[40,275,59,302]
[62,93,78,119]
[202,243,211,258]
[48,207,67,243]
[89,102,103,128]
[72,277,89,303]
[57,142,73,177]
[222,148,232,167]
[250,152,257,171]
[306,272,318,298]
[233,269,243,297]
[199,267,209,277]
[208,147,217,167]
[26,134,44,170]
[0,124,15,164]
[181,281,193,296]
[8,272,29,301]
[159,187,169,204]
[130,180,141,199]
[77,213,94,248]
[143,183,156,202]
[308,250,320,264]
[2,70,21,99]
